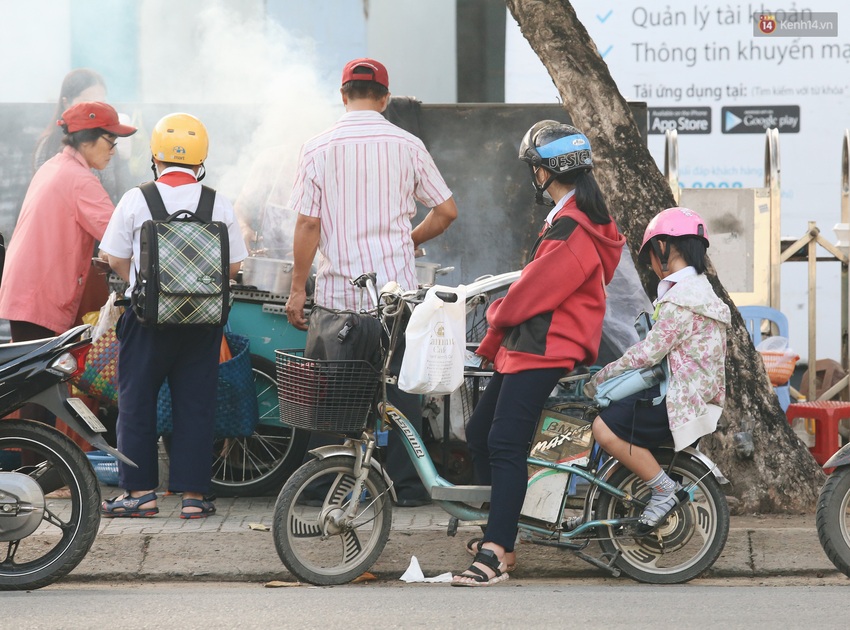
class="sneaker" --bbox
[562,512,595,535]
[562,515,583,531]
[638,482,683,528]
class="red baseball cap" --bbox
[57,101,137,137]
[341,58,389,89]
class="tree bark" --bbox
[506,0,823,513]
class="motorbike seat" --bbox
[0,338,54,364]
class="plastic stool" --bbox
[785,401,850,465]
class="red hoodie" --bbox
[476,195,625,373]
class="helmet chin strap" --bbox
[150,159,206,181]
[529,165,556,206]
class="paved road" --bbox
[6,581,850,629]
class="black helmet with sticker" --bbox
[519,121,593,205]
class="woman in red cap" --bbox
[0,101,136,354]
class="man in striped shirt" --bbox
[286,58,458,506]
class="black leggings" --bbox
[465,367,565,552]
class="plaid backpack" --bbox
[131,181,231,327]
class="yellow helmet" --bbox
[150,113,209,165]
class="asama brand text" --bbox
[386,406,426,458]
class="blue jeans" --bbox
[465,367,565,552]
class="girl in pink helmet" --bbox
[584,207,731,534]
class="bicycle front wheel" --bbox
[596,451,729,584]
[272,455,393,585]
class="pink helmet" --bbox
[638,207,709,264]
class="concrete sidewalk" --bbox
[63,488,845,584]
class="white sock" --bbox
[640,470,680,526]
[647,470,676,496]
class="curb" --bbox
[65,524,842,584]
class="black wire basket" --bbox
[275,350,381,433]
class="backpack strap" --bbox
[138,181,169,220]
[195,185,216,222]
[138,181,217,222]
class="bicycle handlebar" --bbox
[434,291,458,303]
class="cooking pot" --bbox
[240,257,294,295]
[415,261,455,287]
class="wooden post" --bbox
[808,222,818,400]
[842,130,850,399]
[664,129,680,205]
[765,129,781,310]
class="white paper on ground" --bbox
[399,555,453,583]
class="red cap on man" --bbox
[57,101,137,137]
[341,58,389,89]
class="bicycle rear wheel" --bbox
[272,455,393,585]
[596,451,729,584]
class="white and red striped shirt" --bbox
[288,110,452,310]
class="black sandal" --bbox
[465,537,484,555]
[451,549,509,587]
[465,537,517,572]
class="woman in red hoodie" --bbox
[452,121,625,586]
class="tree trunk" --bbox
[506,0,823,513]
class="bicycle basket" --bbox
[275,350,381,433]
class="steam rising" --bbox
[139,1,341,246]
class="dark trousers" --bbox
[465,367,565,552]
[115,312,222,494]
[304,312,428,501]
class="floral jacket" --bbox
[590,272,731,450]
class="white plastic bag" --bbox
[91,291,123,342]
[398,284,467,395]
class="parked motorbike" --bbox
[0,324,134,590]
[816,445,850,576]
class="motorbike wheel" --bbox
[272,455,393,585]
[816,465,850,577]
[209,355,310,497]
[0,420,101,591]
[596,451,730,584]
